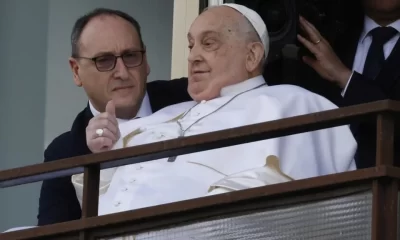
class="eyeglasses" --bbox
[75,50,146,72]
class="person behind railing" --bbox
[36,8,195,226]
[75,3,357,226]
[295,0,400,169]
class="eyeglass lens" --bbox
[95,52,143,71]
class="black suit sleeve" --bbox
[147,77,191,112]
[343,71,400,106]
[37,133,82,226]
[343,71,400,143]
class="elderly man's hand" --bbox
[297,16,351,89]
[86,100,121,153]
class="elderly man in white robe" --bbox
[74,3,356,224]
[0,4,357,239]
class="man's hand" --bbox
[297,16,352,89]
[86,100,121,153]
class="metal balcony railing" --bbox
[0,100,399,240]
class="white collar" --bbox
[359,15,400,43]
[220,75,267,97]
[89,92,152,122]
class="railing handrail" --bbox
[1,99,399,188]
[1,165,399,240]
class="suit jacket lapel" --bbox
[70,104,93,156]
[336,24,363,71]
[374,37,400,88]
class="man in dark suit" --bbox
[295,0,400,169]
[37,8,192,225]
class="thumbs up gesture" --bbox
[86,100,121,153]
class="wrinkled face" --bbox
[363,0,400,15]
[187,7,255,101]
[69,15,150,115]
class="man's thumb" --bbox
[105,100,116,116]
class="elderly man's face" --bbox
[69,15,150,115]
[187,7,252,101]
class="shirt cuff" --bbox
[341,71,354,97]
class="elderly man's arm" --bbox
[206,88,357,195]
[271,88,357,175]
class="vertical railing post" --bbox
[375,113,395,166]
[372,113,397,240]
[79,164,100,240]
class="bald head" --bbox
[186,5,266,102]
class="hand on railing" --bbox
[86,100,121,153]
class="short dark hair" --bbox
[70,8,144,57]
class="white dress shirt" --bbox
[342,16,400,95]
[89,92,153,123]
[72,76,357,239]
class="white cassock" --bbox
[72,75,356,239]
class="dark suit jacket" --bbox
[293,16,400,169]
[37,78,191,226]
